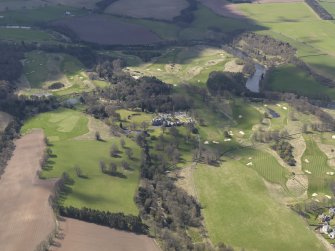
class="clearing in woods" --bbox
[105,0,189,21]
[0,130,55,251]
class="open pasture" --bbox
[194,162,325,250]
[53,15,161,45]
[105,0,189,21]
[265,64,335,99]
[0,27,55,43]
[237,2,335,81]
[22,109,141,214]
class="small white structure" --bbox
[321,224,330,234]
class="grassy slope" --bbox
[0,28,55,43]
[238,2,335,81]
[195,162,325,251]
[266,64,335,98]
[22,109,140,215]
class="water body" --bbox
[246,63,266,93]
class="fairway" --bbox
[302,136,335,195]
[22,109,141,215]
[194,162,325,250]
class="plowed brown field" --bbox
[0,130,55,251]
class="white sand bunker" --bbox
[264,104,268,107]
[157,68,162,71]
[304,170,312,174]
[276,104,281,107]
[224,138,231,142]
[304,159,309,163]
[246,162,253,166]
[212,141,219,144]
[325,195,332,199]
[332,135,335,139]
[238,115,243,119]
[312,193,318,197]
[326,172,335,176]
[248,157,252,160]
[228,131,234,136]
[204,141,209,145]
[282,106,287,110]
[239,131,245,135]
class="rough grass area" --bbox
[22,109,141,214]
[105,0,189,21]
[302,135,335,195]
[22,51,95,95]
[266,64,335,99]
[237,2,335,81]
[194,162,325,251]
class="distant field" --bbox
[237,2,335,81]
[0,28,55,43]
[0,6,87,25]
[302,136,335,195]
[194,162,325,250]
[22,109,141,214]
[105,0,189,21]
[266,64,335,99]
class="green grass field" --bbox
[238,2,335,84]
[302,136,335,195]
[0,28,55,43]
[319,0,335,18]
[194,162,325,251]
[266,64,335,99]
[22,109,141,215]
[0,6,87,25]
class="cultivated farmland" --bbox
[52,15,162,45]
[0,130,55,251]
[105,0,189,21]
[51,218,159,251]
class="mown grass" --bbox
[302,135,335,195]
[22,109,141,214]
[194,162,325,251]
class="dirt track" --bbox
[0,130,55,251]
[52,218,160,251]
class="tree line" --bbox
[305,0,333,20]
